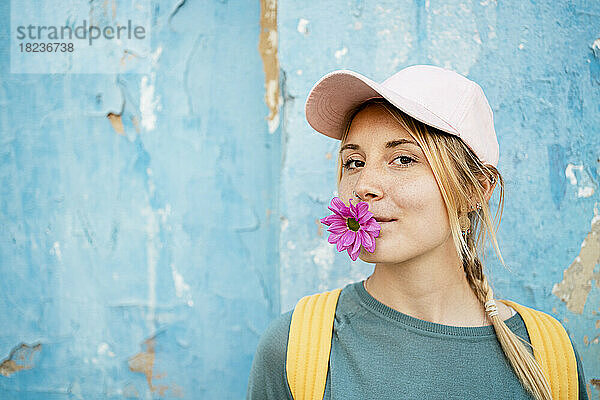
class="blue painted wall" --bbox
[0,0,598,398]
[1,0,280,398]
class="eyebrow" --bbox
[339,139,421,155]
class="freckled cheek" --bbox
[392,181,445,220]
[337,182,354,204]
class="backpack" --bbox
[285,288,578,400]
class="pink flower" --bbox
[319,197,381,261]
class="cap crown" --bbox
[381,65,498,166]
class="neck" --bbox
[364,240,490,327]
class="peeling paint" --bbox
[297,18,309,35]
[128,336,169,396]
[552,203,600,313]
[334,46,348,62]
[259,0,281,133]
[316,217,324,237]
[140,75,158,131]
[50,241,62,261]
[97,342,115,357]
[170,262,193,306]
[120,50,141,68]
[565,163,596,198]
[0,343,42,377]
[131,115,141,133]
[140,47,163,132]
[107,112,125,135]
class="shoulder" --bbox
[246,310,294,400]
[251,285,350,372]
[254,309,294,364]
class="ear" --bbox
[466,175,497,211]
[480,175,497,204]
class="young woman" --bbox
[246,65,588,400]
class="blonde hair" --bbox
[337,98,553,400]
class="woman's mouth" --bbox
[375,218,397,224]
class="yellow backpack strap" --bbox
[286,288,342,400]
[499,299,578,399]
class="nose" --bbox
[352,169,383,203]
[353,189,380,203]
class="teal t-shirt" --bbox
[246,280,588,399]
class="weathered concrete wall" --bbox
[0,0,598,398]
[1,0,280,398]
[277,0,599,398]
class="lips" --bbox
[374,218,396,223]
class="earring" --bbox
[461,202,482,236]
[459,204,471,234]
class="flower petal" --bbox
[362,231,377,252]
[358,210,374,224]
[329,197,345,211]
[328,224,349,234]
[348,245,360,261]
[343,230,357,246]
[348,198,358,216]
[336,230,353,251]
[358,229,373,250]
[328,197,350,217]
[328,219,348,231]
[355,202,369,219]
[320,214,344,226]
[351,233,362,254]
[327,231,345,244]
[336,238,347,252]
[362,218,381,233]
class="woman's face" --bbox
[338,104,453,264]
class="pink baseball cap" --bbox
[304,64,499,167]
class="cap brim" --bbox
[305,70,459,140]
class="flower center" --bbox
[346,217,360,232]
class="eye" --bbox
[342,158,364,171]
[343,156,416,171]
[392,155,416,167]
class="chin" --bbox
[359,239,400,263]
[359,247,384,262]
